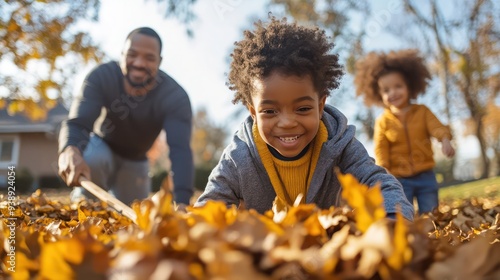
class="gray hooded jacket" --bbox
[195,105,414,220]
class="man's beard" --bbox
[125,68,155,88]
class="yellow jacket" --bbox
[374,104,452,177]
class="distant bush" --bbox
[16,168,34,193]
[150,166,213,193]
[151,170,168,192]
[38,175,67,189]
[194,166,213,191]
[435,158,455,185]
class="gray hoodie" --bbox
[195,105,414,220]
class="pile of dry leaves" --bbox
[1,173,499,280]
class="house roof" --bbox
[0,101,69,134]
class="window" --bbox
[0,135,19,168]
[1,141,13,161]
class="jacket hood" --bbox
[321,104,355,157]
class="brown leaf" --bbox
[426,237,500,280]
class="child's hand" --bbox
[441,138,455,158]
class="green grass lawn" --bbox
[439,176,500,202]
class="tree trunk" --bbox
[461,68,490,178]
[431,0,452,126]
[495,150,500,176]
[474,118,490,178]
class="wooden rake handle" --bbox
[79,177,137,222]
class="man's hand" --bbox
[58,146,91,187]
[175,203,188,213]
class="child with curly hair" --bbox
[354,49,455,214]
[195,17,414,220]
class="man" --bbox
[58,27,194,205]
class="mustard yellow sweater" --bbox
[253,122,328,207]
[374,104,452,177]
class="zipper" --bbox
[402,116,415,174]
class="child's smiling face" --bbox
[249,71,326,158]
[378,72,411,111]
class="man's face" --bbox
[120,33,162,88]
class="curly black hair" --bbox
[353,49,431,106]
[228,16,344,107]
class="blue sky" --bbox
[80,0,403,124]
[78,0,267,126]
[76,0,480,163]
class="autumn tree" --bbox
[0,0,103,120]
[483,104,500,176]
[0,0,197,121]
[265,0,370,80]
[463,86,500,176]
[145,107,227,191]
[191,107,227,189]
[393,0,500,178]
[486,75,500,175]
[267,0,369,54]
[155,0,198,36]
[192,108,227,168]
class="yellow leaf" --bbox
[39,238,84,279]
[1,205,24,219]
[272,195,289,214]
[257,211,285,236]
[78,205,88,222]
[188,200,237,228]
[24,12,31,23]
[303,213,326,237]
[39,231,110,279]
[4,228,41,280]
[7,101,23,115]
[6,99,49,121]
[117,234,161,256]
[338,172,386,232]
[278,203,317,227]
[132,200,155,232]
[26,103,47,122]
[151,188,175,217]
[7,21,19,32]
[10,251,40,280]
[386,210,412,270]
[189,263,205,280]
[45,98,57,109]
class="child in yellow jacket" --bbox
[353,49,455,214]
